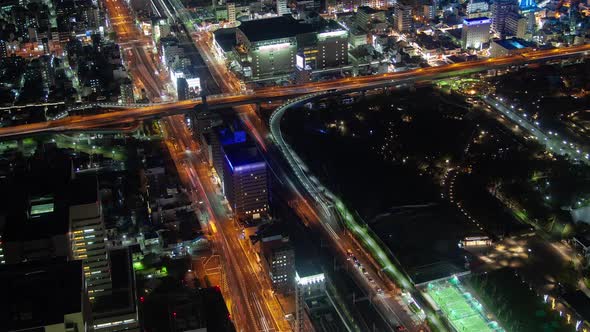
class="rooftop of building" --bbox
[296,259,323,278]
[357,6,382,14]
[214,28,238,53]
[462,17,491,25]
[0,259,84,330]
[493,38,536,50]
[68,176,99,206]
[223,142,264,169]
[238,16,315,42]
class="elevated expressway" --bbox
[0,44,589,140]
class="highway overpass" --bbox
[0,43,588,139]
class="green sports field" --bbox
[426,278,503,332]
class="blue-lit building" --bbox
[222,143,269,221]
[490,37,535,56]
[211,125,247,186]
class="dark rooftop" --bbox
[223,142,264,169]
[214,28,237,52]
[0,259,84,330]
[296,259,323,278]
[68,176,99,206]
[238,16,315,42]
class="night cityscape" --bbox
[0,0,588,330]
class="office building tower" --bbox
[227,2,236,24]
[394,1,413,32]
[0,259,89,332]
[295,262,326,332]
[492,0,517,37]
[222,143,269,221]
[277,0,290,15]
[69,177,112,301]
[461,17,491,49]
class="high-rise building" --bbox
[492,0,517,37]
[461,17,491,49]
[69,177,112,301]
[394,1,413,32]
[212,125,247,185]
[227,2,236,24]
[295,262,325,332]
[276,0,290,16]
[258,225,295,294]
[222,143,269,221]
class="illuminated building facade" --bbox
[69,177,112,301]
[394,1,413,32]
[236,16,348,79]
[222,143,269,220]
[295,264,326,332]
[461,17,491,49]
[237,17,301,79]
[259,229,295,294]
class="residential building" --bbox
[227,2,236,24]
[394,1,413,33]
[466,0,491,18]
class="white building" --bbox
[461,17,491,49]
[276,0,290,16]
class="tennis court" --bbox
[426,278,503,332]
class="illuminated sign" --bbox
[462,17,491,26]
[257,42,291,51]
[186,77,201,90]
[318,30,348,40]
[295,272,325,286]
[296,54,304,69]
